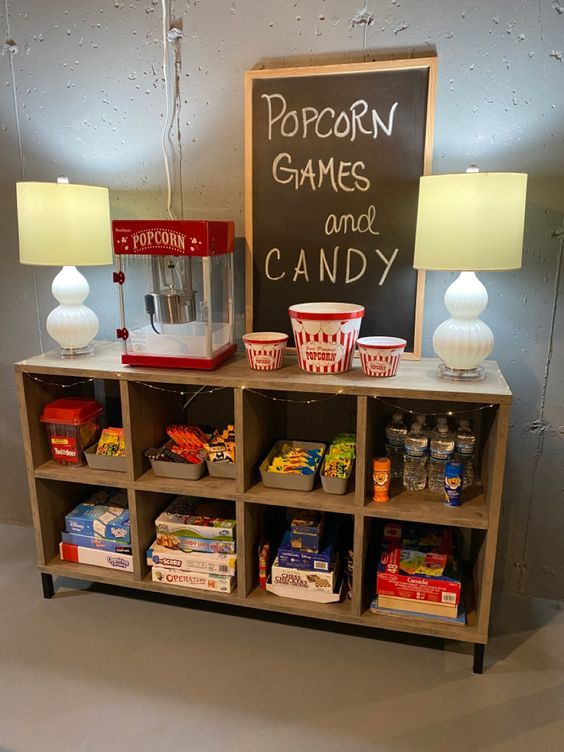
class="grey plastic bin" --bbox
[206,459,237,479]
[259,440,325,492]
[147,440,207,480]
[85,444,127,473]
[320,459,354,495]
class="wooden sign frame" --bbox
[244,57,437,360]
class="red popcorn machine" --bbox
[112,219,236,369]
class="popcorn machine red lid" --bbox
[112,220,235,257]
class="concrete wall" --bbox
[1,0,562,597]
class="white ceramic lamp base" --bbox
[432,271,494,381]
[46,266,99,357]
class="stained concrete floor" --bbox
[0,523,562,752]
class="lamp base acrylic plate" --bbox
[56,344,95,358]
[437,363,486,381]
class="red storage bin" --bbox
[40,398,103,467]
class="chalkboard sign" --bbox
[244,58,437,358]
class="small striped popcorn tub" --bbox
[288,303,364,374]
[243,332,288,370]
[357,336,407,377]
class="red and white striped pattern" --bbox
[244,341,286,370]
[291,319,362,374]
[358,348,404,377]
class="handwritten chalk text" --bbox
[262,94,399,142]
[324,205,380,236]
[272,153,370,192]
[264,246,399,287]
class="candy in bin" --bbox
[206,424,236,463]
[96,427,125,457]
[267,444,323,475]
[323,433,356,478]
[166,424,208,463]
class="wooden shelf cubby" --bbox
[16,344,512,671]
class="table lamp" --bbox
[413,168,527,380]
[16,178,112,357]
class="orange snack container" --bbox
[372,457,391,503]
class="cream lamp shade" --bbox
[16,179,112,357]
[16,181,112,266]
[412,169,527,381]
[413,172,528,271]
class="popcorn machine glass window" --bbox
[112,220,236,369]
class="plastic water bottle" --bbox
[415,414,431,438]
[403,422,428,491]
[455,419,476,488]
[385,413,407,479]
[428,425,455,494]
[430,416,449,439]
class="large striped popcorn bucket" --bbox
[288,303,364,374]
[243,332,288,370]
[357,337,406,377]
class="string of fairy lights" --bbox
[23,373,495,417]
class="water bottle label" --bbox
[431,450,452,460]
[456,446,474,455]
[405,447,427,458]
[385,443,402,452]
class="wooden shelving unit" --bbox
[15,343,512,672]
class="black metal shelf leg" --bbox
[41,573,54,599]
[473,643,485,674]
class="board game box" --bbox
[151,565,235,592]
[65,501,130,543]
[147,541,236,575]
[155,533,236,554]
[377,545,461,605]
[271,557,339,593]
[59,542,133,572]
[370,597,466,624]
[277,530,336,571]
[266,576,343,603]
[155,497,236,541]
[61,531,132,555]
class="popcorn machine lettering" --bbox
[112,220,236,370]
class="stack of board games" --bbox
[147,497,236,592]
[371,521,464,622]
[266,512,341,603]
[59,489,133,571]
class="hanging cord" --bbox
[520,228,564,575]
[160,0,174,220]
[3,1,23,175]
[4,0,44,354]
[183,384,206,411]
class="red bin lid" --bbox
[40,398,103,426]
